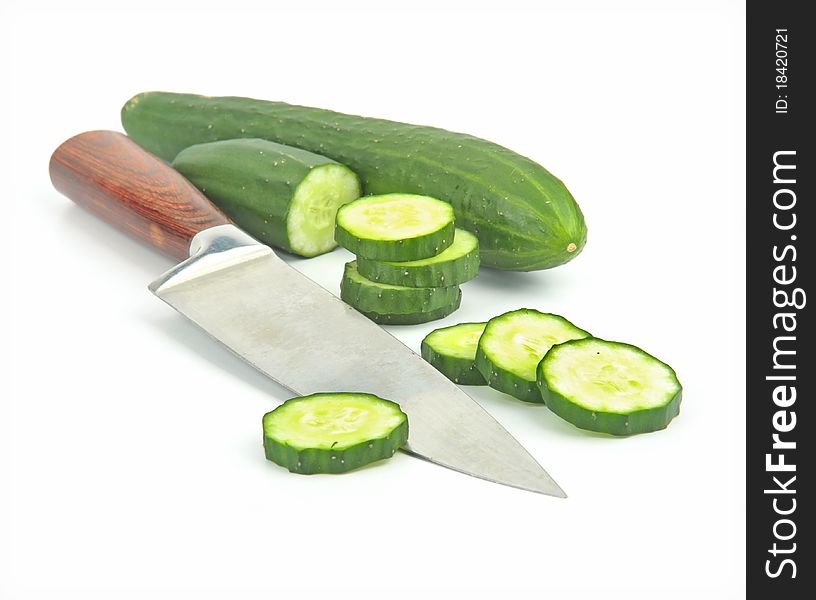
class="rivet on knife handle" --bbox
[49,130,230,260]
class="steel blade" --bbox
[150,225,565,497]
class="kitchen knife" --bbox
[49,130,566,497]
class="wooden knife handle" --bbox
[49,130,230,260]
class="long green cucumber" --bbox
[357,228,480,287]
[421,322,487,385]
[171,139,360,257]
[536,338,682,435]
[262,392,408,474]
[122,91,587,271]
[340,261,461,324]
[475,309,590,402]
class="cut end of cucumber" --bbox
[263,393,406,452]
[287,164,361,257]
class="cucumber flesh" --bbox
[475,309,590,402]
[537,338,682,435]
[421,322,487,385]
[288,163,362,256]
[356,228,479,288]
[335,194,455,261]
[262,392,408,474]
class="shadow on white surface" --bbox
[56,201,174,279]
[144,311,295,402]
[470,265,556,292]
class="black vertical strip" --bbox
[746,1,811,598]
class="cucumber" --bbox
[335,194,454,261]
[172,139,360,257]
[537,338,682,435]
[421,322,487,385]
[341,261,461,324]
[263,392,408,474]
[358,294,461,325]
[357,228,479,288]
[475,309,590,402]
[121,92,587,271]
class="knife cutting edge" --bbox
[49,130,566,498]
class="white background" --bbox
[5,1,746,598]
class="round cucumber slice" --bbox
[335,194,455,261]
[263,392,408,474]
[356,228,480,287]
[421,322,487,385]
[475,309,590,402]
[537,338,682,435]
[341,260,460,316]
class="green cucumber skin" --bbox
[335,214,454,262]
[421,340,486,385]
[474,310,590,403]
[122,92,587,271]
[475,350,543,402]
[536,340,682,436]
[172,139,355,256]
[356,234,479,288]
[538,384,681,436]
[359,290,462,325]
[341,261,460,315]
[263,414,408,475]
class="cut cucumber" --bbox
[421,322,487,385]
[263,392,408,474]
[335,194,455,261]
[172,139,360,257]
[341,260,460,318]
[356,228,480,288]
[475,309,590,402]
[537,338,682,435]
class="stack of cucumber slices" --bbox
[422,309,682,436]
[336,194,480,324]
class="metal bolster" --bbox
[149,225,275,295]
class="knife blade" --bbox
[49,130,566,497]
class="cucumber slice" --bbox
[421,322,487,385]
[335,194,455,261]
[356,228,480,288]
[341,260,460,317]
[172,138,361,257]
[358,292,461,325]
[537,338,682,435]
[475,309,590,402]
[263,392,408,474]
